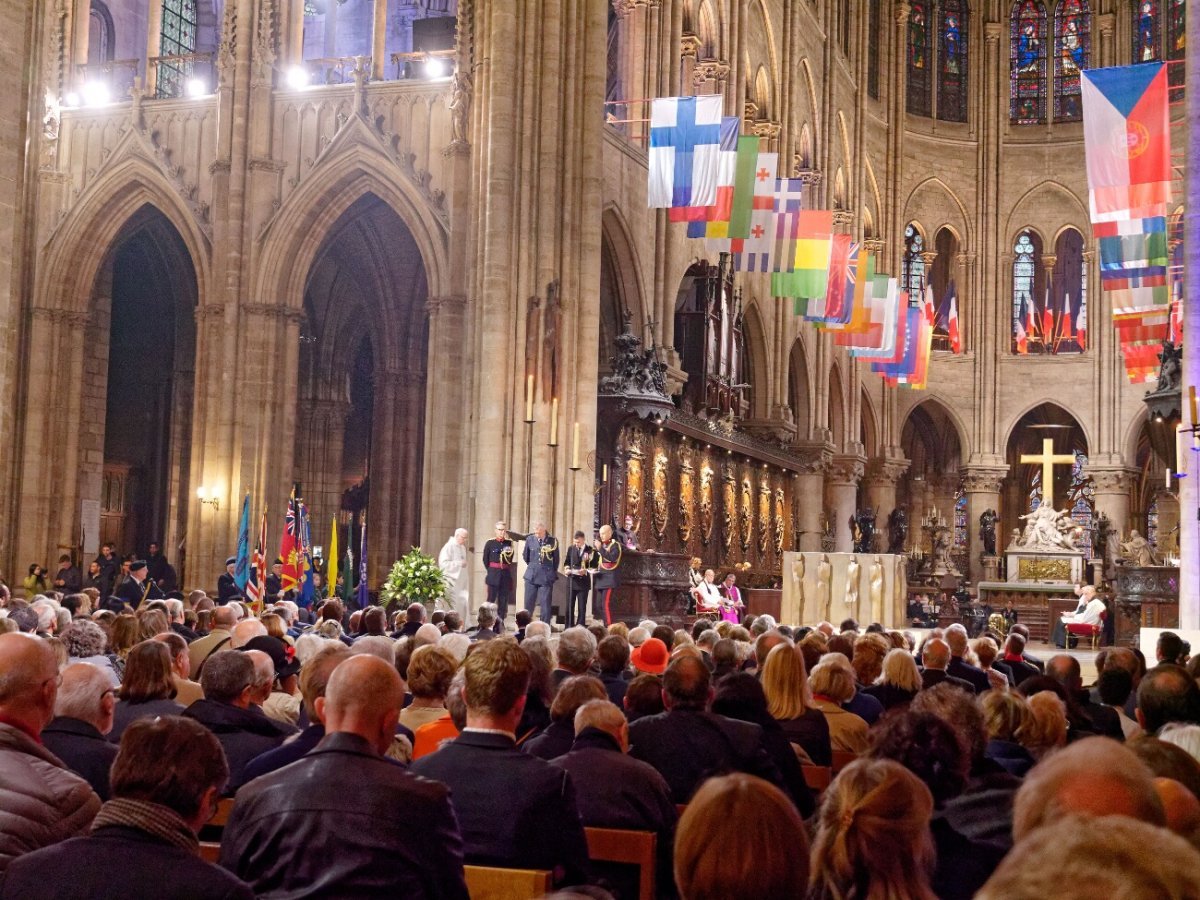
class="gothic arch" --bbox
[254,138,450,313]
[1003,180,1090,249]
[601,204,648,333]
[797,60,821,158]
[1001,398,1094,455]
[742,301,771,419]
[789,335,814,441]
[1122,407,1150,468]
[864,157,883,227]
[898,395,972,463]
[860,388,880,457]
[37,156,211,315]
[903,176,972,248]
[829,361,847,448]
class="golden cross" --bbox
[1020,438,1076,508]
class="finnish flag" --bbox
[648,95,724,209]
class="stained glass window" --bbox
[908,2,933,116]
[157,0,198,98]
[1054,0,1090,123]
[1010,0,1047,125]
[1051,228,1086,354]
[1011,231,1044,353]
[1068,451,1095,558]
[938,0,968,122]
[1167,0,1186,60]
[868,0,881,99]
[901,224,926,303]
[1134,1,1161,62]
[953,483,968,549]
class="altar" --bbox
[781,551,907,629]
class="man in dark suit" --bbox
[410,640,589,887]
[1000,633,1041,686]
[222,656,467,898]
[945,624,992,693]
[626,655,784,803]
[467,605,499,641]
[0,716,253,900]
[1010,624,1044,671]
[265,559,283,603]
[564,531,595,628]
[51,555,82,594]
[920,638,976,694]
[521,522,561,625]
[1047,654,1124,740]
[115,561,163,610]
[93,543,120,600]
[216,557,240,605]
[41,664,119,800]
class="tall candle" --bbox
[1166,467,1172,490]
[1191,385,1198,427]
[571,422,580,469]
[602,463,608,483]
[525,374,534,422]
[549,398,559,446]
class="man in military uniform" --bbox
[564,531,596,628]
[592,523,623,625]
[116,560,164,610]
[265,558,283,602]
[216,557,240,604]
[522,521,560,625]
[481,522,515,633]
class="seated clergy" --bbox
[1052,586,1106,648]
[409,640,590,887]
[692,569,724,616]
[221,656,467,899]
[0,717,253,900]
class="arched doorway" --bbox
[900,400,965,563]
[295,194,429,579]
[90,205,197,565]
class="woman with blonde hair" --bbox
[107,613,141,680]
[863,647,921,711]
[761,643,832,766]
[982,690,1036,775]
[1022,691,1068,759]
[676,773,808,900]
[808,654,869,754]
[808,758,938,900]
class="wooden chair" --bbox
[199,842,221,863]
[208,798,236,829]
[1066,609,1107,650]
[463,865,553,900]
[585,827,656,900]
[831,751,858,773]
[802,764,832,792]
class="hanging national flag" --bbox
[1042,289,1054,343]
[340,520,354,607]
[843,277,901,357]
[729,151,778,270]
[234,493,251,592]
[648,96,725,209]
[828,246,876,334]
[1060,293,1074,341]
[1077,301,1087,350]
[770,180,806,285]
[246,512,267,608]
[280,489,302,593]
[946,283,961,353]
[1016,316,1029,354]
[901,314,936,389]
[355,513,369,611]
[863,288,911,364]
[684,117,741,232]
[774,211,833,305]
[1081,63,1172,225]
[872,306,921,379]
[922,284,936,327]
[327,517,339,600]
[808,234,853,323]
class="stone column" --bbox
[795,463,826,552]
[1088,466,1138,537]
[827,455,864,552]
[961,466,1007,584]
[1180,1,1200,628]
[863,457,909,550]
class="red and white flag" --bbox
[946,283,961,354]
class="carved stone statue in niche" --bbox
[678,451,695,545]
[652,451,669,542]
[887,508,908,554]
[542,279,562,400]
[740,477,754,554]
[845,556,861,613]
[816,553,833,621]
[722,474,736,556]
[850,508,876,554]
[699,463,715,546]
[870,555,885,622]
[773,488,786,556]
[448,66,472,145]
[757,482,770,555]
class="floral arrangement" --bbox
[381,547,447,611]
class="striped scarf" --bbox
[92,798,198,854]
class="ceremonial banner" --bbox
[648,96,724,208]
[827,247,876,334]
[299,501,315,610]
[845,277,902,357]
[246,512,267,608]
[280,490,302,593]
[234,493,251,592]
[1081,63,1172,224]
[872,306,922,379]
[684,117,741,233]
[770,180,806,285]
[327,517,339,600]
[863,288,911,364]
[355,515,369,610]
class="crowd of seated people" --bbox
[2,582,1200,899]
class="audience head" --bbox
[0,633,63,735]
[624,674,665,720]
[119,640,177,703]
[922,638,950,670]
[463,639,531,725]
[631,637,670,675]
[230,617,267,649]
[911,682,987,766]
[866,708,968,804]
[1004,631,1027,658]
[112,716,228,830]
[809,653,857,704]
[1098,666,1135,710]
[210,605,237,632]
[978,814,1200,899]
[626,626,650,648]
[439,632,470,663]
[711,672,773,728]
[61,618,107,659]
[607,621,629,640]
[298,643,351,725]
[514,610,532,631]
[408,645,457,701]
[810,758,936,900]
[199,650,255,707]
[944,624,969,658]
[662,656,712,712]
[982,689,1032,744]
[405,602,426,624]
[1046,653,1084,691]
[597,635,630,676]
[851,633,889,685]
[1023,691,1068,757]
[556,626,598,674]
[675,774,808,900]
[1013,737,1165,840]
[414,623,443,647]
[691,618,714,641]
[1126,735,1200,803]
[524,620,551,641]
[475,604,497,631]
[880,647,922,692]
[1138,664,1200,734]
[574,699,628,750]
[317,655,404,754]
[651,624,675,650]
[55,662,116,734]
[1158,631,1186,665]
[760,643,813,720]
[550,675,606,724]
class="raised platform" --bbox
[977,581,1081,644]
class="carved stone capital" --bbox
[242,303,294,321]
[960,466,1009,494]
[985,22,1002,43]
[920,250,938,267]
[1087,466,1138,493]
[679,33,702,59]
[864,457,910,488]
[862,238,886,255]
[194,304,226,323]
[832,209,854,232]
[828,454,866,485]
[692,59,730,88]
[31,306,88,327]
[751,119,782,141]
[795,168,823,186]
[426,294,468,316]
[1095,12,1115,37]
[894,2,911,26]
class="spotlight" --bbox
[81,81,111,107]
[185,77,208,98]
[423,56,447,79]
[286,66,310,90]
[63,91,81,107]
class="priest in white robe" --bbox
[439,528,470,620]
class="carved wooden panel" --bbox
[722,466,736,557]
[678,446,694,545]
[739,475,753,554]
[774,486,786,557]
[652,448,669,543]
[625,438,643,534]
[699,459,714,546]
[757,477,771,555]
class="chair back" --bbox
[585,827,656,900]
[831,750,858,773]
[802,764,832,792]
[208,798,236,829]
[198,842,221,864]
[463,865,553,900]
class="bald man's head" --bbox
[923,638,950,670]
[211,606,238,630]
[0,632,59,734]
[320,655,404,754]
[230,618,267,649]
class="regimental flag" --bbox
[327,517,339,600]
[234,493,251,592]
[280,489,302,593]
[299,501,315,610]
[684,117,741,233]
[648,96,725,209]
[246,512,267,609]
[340,521,354,607]
[946,282,961,353]
[1081,63,1172,224]
[355,513,369,611]
[729,151,779,271]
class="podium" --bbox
[606,551,692,627]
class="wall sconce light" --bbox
[196,486,221,511]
